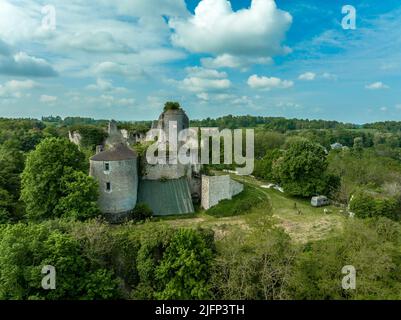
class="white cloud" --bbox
[298,72,316,81]
[365,82,389,90]
[86,78,127,93]
[40,95,58,103]
[247,74,293,90]
[58,31,133,54]
[91,61,146,78]
[0,40,57,77]
[169,0,292,67]
[182,77,231,93]
[201,53,272,70]
[96,94,135,107]
[197,92,209,101]
[321,72,337,80]
[185,66,227,79]
[276,101,302,109]
[179,67,231,93]
[380,106,388,112]
[0,79,38,98]
[100,0,188,17]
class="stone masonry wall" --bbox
[201,175,244,210]
[90,158,138,221]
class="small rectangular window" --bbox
[106,182,111,191]
[104,163,110,171]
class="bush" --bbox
[349,191,400,220]
[211,220,295,300]
[164,102,181,112]
[253,149,282,182]
[0,222,121,300]
[155,228,214,299]
[68,125,108,151]
[131,203,153,222]
[285,219,401,299]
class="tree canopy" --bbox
[21,138,99,221]
[273,139,340,197]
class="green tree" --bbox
[211,219,296,300]
[353,137,364,153]
[0,223,121,300]
[0,145,25,222]
[55,169,100,220]
[254,149,282,181]
[254,131,285,159]
[349,191,400,221]
[155,229,213,300]
[285,218,401,299]
[69,125,108,151]
[131,203,153,222]
[274,139,339,197]
[21,138,87,220]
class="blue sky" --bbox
[0,0,400,123]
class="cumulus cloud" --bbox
[169,0,292,67]
[94,94,135,107]
[321,72,337,80]
[59,31,134,54]
[201,54,272,70]
[298,72,316,81]
[101,0,188,17]
[91,61,146,78]
[0,40,57,77]
[247,74,293,90]
[0,79,38,98]
[365,81,389,90]
[86,78,127,93]
[40,95,57,103]
[179,66,231,93]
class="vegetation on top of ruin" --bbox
[163,101,182,112]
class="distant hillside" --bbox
[4,115,401,133]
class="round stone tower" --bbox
[90,143,138,223]
[157,108,190,139]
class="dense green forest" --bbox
[1,115,401,299]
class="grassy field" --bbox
[152,174,347,244]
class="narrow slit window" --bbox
[106,182,111,192]
[104,162,110,171]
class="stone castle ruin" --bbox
[72,105,243,222]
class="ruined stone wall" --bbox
[230,179,244,198]
[142,162,189,180]
[90,158,138,222]
[201,175,243,210]
[68,131,82,146]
